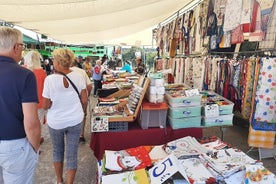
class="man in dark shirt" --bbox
[0,26,41,183]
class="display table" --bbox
[90,123,202,160]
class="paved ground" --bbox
[34,96,276,184]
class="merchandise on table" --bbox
[97,136,276,184]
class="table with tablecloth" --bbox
[90,123,202,160]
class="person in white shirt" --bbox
[71,58,93,143]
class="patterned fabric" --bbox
[248,124,275,149]
[249,1,265,42]
[192,57,204,90]
[209,58,220,91]
[245,164,276,183]
[184,57,193,87]
[191,5,201,54]
[259,1,276,49]
[199,0,211,47]
[251,57,276,131]
[231,25,244,44]
[223,0,243,32]
[241,58,257,120]
[214,0,227,27]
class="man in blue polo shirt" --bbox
[0,26,41,183]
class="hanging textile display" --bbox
[248,1,265,42]
[184,57,193,87]
[192,57,204,90]
[251,57,276,131]
[169,19,177,58]
[241,57,257,120]
[199,0,211,48]
[191,5,201,54]
[223,0,243,32]
[209,57,220,91]
[241,0,258,33]
[259,0,276,49]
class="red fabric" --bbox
[90,123,202,160]
[243,0,258,33]
[33,68,46,108]
[126,146,152,170]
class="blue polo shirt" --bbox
[0,56,38,140]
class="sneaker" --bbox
[79,137,86,143]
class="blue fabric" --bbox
[0,138,39,183]
[120,64,132,73]
[48,123,81,169]
[0,56,38,140]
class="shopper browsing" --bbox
[24,50,47,145]
[71,58,93,143]
[42,48,88,184]
[92,59,103,97]
[0,26,41,183]
[134,57,145,75]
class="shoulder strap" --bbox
[59,72,81,100]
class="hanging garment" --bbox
[241,0,258,33]
[231,25,244,44]
[223,0,243,32]
[192,57,204,90]
[199,0,210,48]
[248,57,276,148]
[251,57,276,131]
[249,1,265,42]
[179,58,185,84]
[214,0,227,27]
[241,57,257,120]
[174,58,180,84]
[202,56,211,90]
[219,31,232,48]
[169,19,177,58]
[259,1,276,49]
[184,57,193,87]
[191,5,201,54]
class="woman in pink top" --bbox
[24,50,47,144]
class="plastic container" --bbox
[202,114,233,127]
[138,101,168,129]
[168,116,202,129]
[168,105,202,118]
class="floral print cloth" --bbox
[244,164,276,184]
[223,0,243,32]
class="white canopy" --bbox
[0,0,195,46]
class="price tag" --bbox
[204,103,219,118]
[185,89,199,97]
[91,116,109,132]
[149,154,190,184]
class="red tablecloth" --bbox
[90,123,202,160]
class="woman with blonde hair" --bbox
[42,48,88,184]
[24,50,47,144]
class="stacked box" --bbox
[201,91,234,127]
[146,76,165,103]
[165,87,202,129]
[138,101,168,129]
